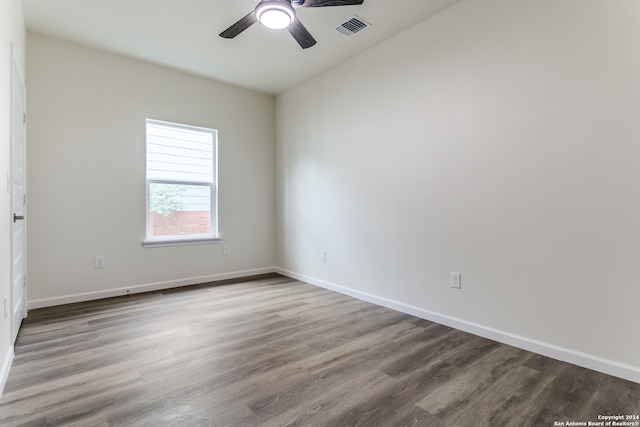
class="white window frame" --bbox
[142,119,220,248]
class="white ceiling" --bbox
[22,0,462,95]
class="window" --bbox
[143,119,219,247]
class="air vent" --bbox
[334,15,370,37]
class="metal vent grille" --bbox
[334,15,370,37]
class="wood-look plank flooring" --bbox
[0,274,638,426]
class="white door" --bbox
[10,51,27,343]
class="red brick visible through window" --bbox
[149,211,210,236]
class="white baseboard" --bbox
[276,268,640,385]
[0,345,14,398]
[28,267,277,310]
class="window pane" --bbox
[148,183,211,237]
[145,119,218,243]
[146,121,214,182]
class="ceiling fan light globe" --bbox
[256,2,296,29]
[260,10,292,29]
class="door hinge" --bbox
[23,276,27,287]
[22,113,26,124]
[23,194,27,206]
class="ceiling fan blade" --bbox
[294,0,364,7]
[287,18,317,49]
[219,11,257,39]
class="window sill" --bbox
[142,236,221,248]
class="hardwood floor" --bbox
[1,274,638,426]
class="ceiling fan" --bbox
[219,0,365,49]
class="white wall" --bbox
[26,33,276,303]
[276,0,640,381]
[0,0,26,392]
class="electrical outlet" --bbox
[450,272,461,289]
[320,250,327,262]
[223,246,231,256]
[94,256,105,269]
